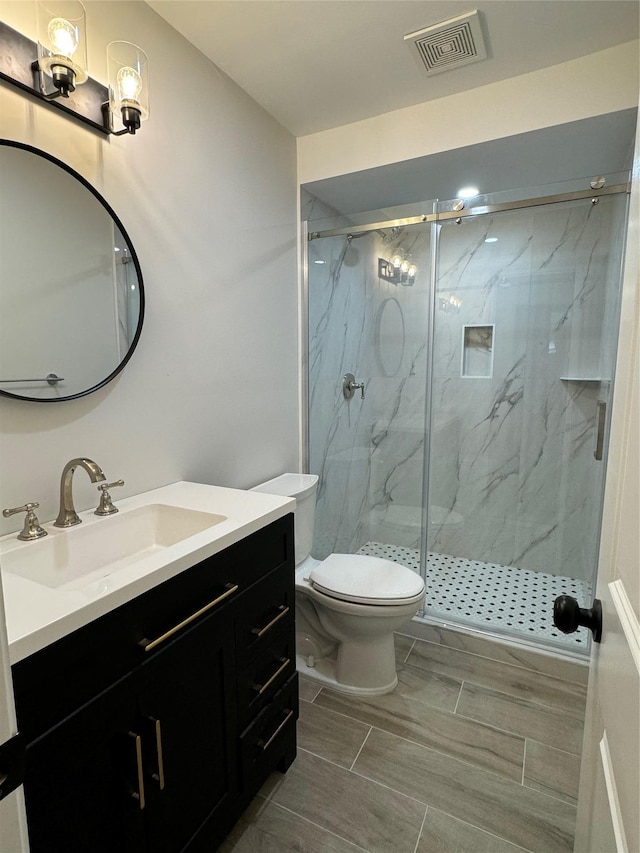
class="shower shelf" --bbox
[560,376,606,383]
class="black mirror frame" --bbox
[0,139,145,403]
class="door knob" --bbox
[553,595,602,643]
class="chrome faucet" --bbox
[54,458,106,528]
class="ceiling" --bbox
[148,1,639,137]
[303,109,638,213]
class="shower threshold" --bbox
[357,542,592,652]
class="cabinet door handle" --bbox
[252,605,290,638]
[258,709,294,752]
[148,717,166,790]
[253,657,290,695]
[139,583,239,652]
[129,732,146,810]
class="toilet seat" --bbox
[309,554,425,606]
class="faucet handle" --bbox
[2,502,48,541]
[95,480,124,516]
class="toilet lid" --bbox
[309,554,425,605]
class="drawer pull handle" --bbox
[253,657,290,695]
[129,732,146,810]
[252,605,290,638]
[259,709,294,752]
[149,717,166,790]
[139,583,239,652]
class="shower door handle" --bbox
[594,400,606,461]
[343,373,366,400]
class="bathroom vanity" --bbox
[1,483,297,852]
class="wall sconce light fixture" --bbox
[0,6,148,137]
[35,1,87,99]
[104,41,149,135]
[439,294,463,313]
[378,250,417,285]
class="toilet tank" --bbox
[251,473,318,566]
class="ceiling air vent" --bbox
[405,10,487,76]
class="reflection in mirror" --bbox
[0,141,144,401]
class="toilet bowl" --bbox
[251,474,425,695]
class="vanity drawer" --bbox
[221,514,292,591]
[239,673,298,794]
[235,565,294,664]
[237,628,296,729]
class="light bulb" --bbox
[400,259,409,274]
[408,264,417,278]
[48,17,78,57]
[117,65,142,103]
[390,252,403,269]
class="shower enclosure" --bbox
[305,178,629,655]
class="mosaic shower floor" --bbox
[357,541,592,651]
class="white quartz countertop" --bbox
[0,481,294,664]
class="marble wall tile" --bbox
[307,193,626,587]
[428,199,625,579]
[309,224,431,558]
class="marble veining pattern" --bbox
[308,194,626,600]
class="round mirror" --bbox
[0,140,144,402]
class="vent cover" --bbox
[405,10,487,76]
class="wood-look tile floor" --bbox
[220,634,588,853]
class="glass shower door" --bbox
[424,192,628,652]
[307,223,431,575]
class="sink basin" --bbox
[3,504,227,591]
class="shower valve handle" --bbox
[553,595,602,643]
[343,373,366,400]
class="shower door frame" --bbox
[303,180,631,636]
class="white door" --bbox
[0,570,29,853]
[573,116,640,853]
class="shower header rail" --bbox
[307,182,631,241]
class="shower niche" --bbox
[461,324,494,378]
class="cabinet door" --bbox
[137,609,237,853]
[23,674,147,853]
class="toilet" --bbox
[251,473,425,695]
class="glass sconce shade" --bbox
[107,41,149,133]
[36,1,88,87]
[390,250,404,269]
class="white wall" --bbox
[0,0,299,532]
[298,41,640,185]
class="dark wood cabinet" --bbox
[23,673,145,853]
[12,514,297,853]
